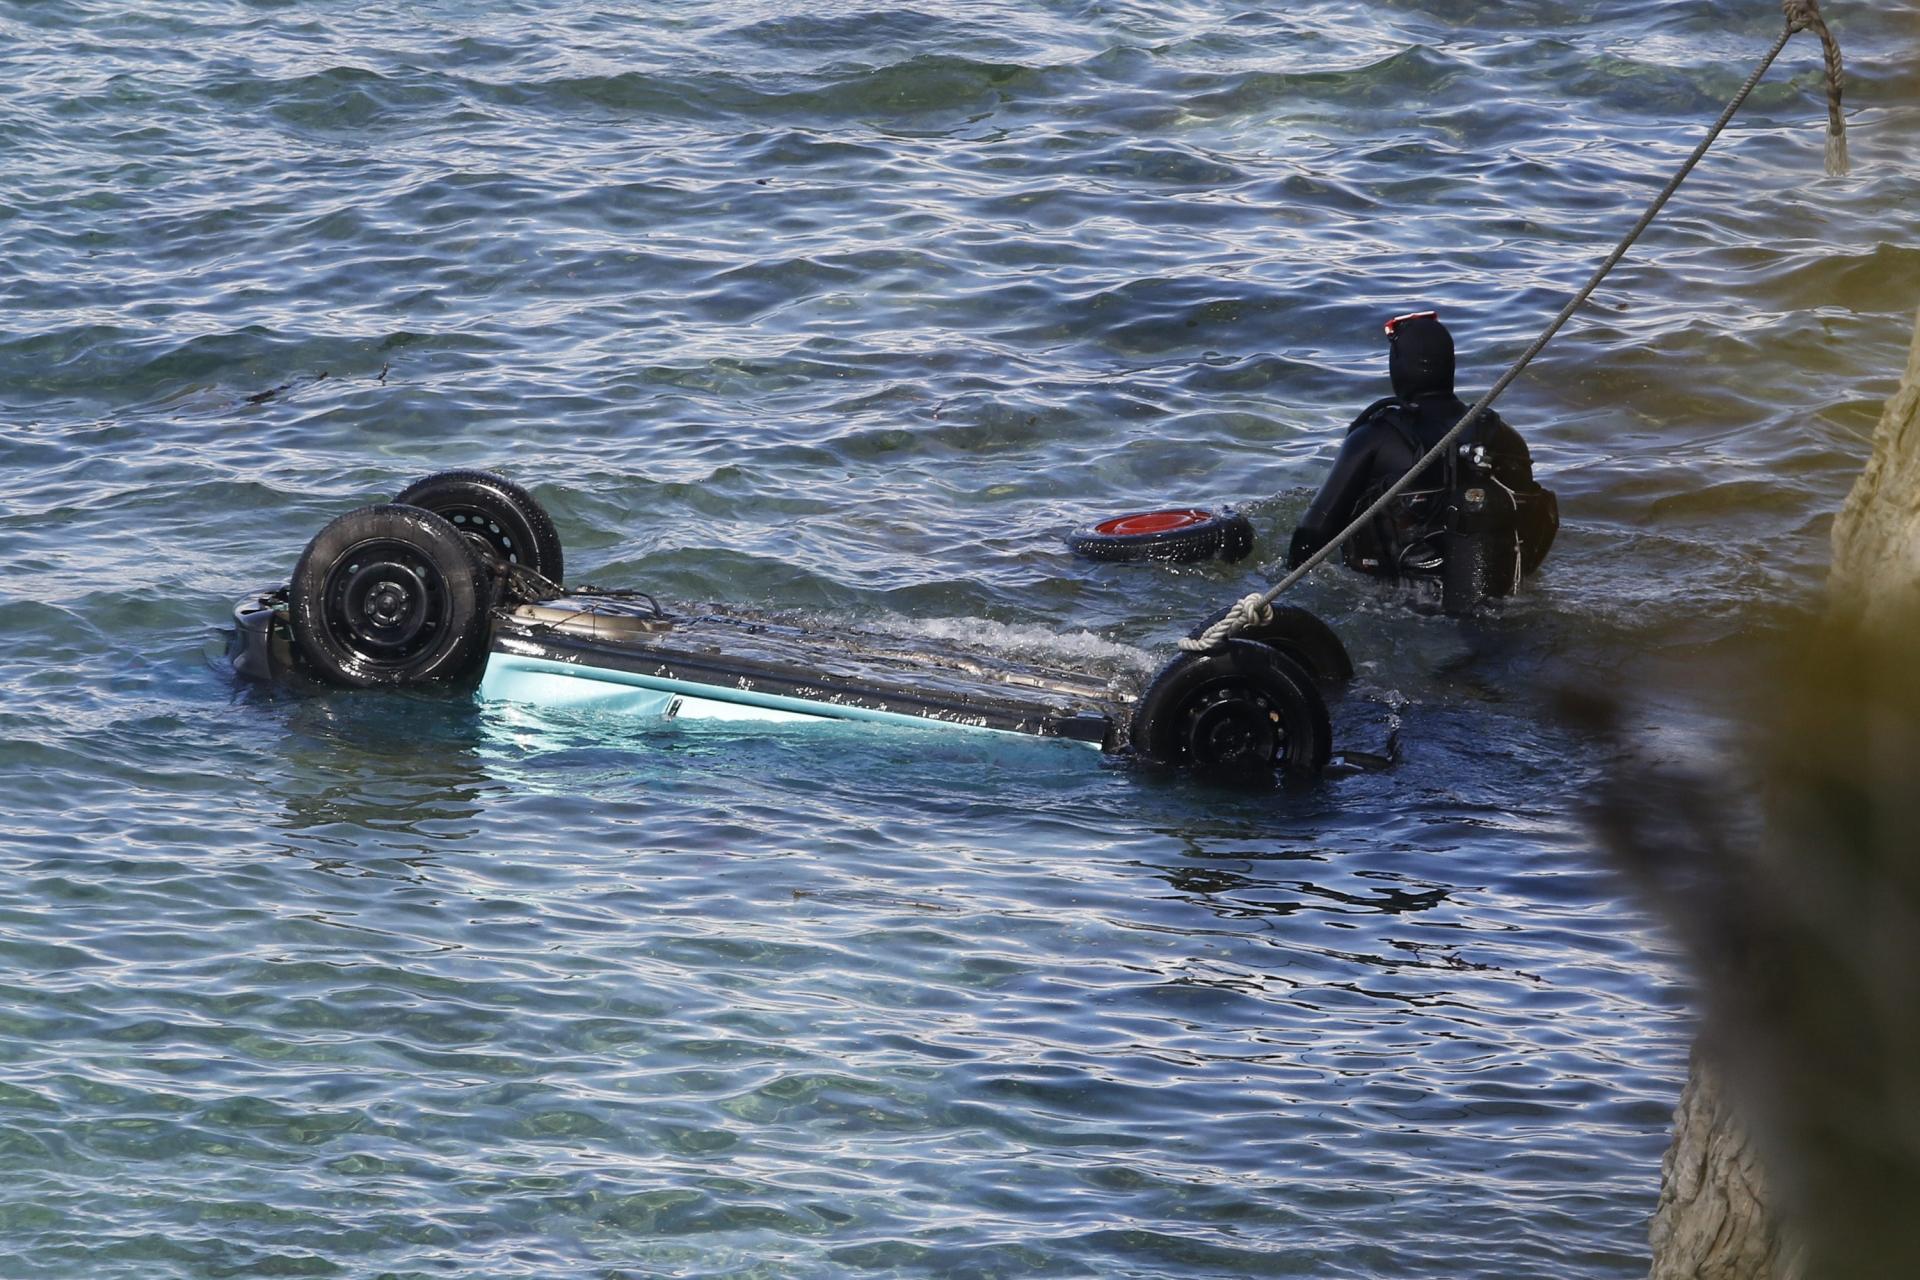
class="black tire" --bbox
[1185,605,1354,687]
[289,504,491,688]
[1067,508,1254,565]
[1130,640,1332,779]
[393,469,564,586]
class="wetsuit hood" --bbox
[1388,313,1455,401]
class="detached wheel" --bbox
[289,504,491,688]
[1067,508,1254,565]
[393,469,564,587]
[1131,640,1331,779]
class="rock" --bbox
[1830,304,1920,622]
[1648,1054,1798,1280]
[1636,303,1920,1280]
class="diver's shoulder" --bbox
[1345,396,1405,435]
[1454,396,1524,440]
[1482,406,1528,445]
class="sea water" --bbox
[1,2,1914,1276]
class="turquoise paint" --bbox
[479,651,1098,746]
[477,660,680,717]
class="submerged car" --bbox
[230,471,1354,779]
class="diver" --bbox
[1286,311,1557,613]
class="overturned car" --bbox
[231,471,1354,780]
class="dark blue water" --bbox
[2,2,1914,1275]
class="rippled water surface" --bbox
[2,1,1915,1275]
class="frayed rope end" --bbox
[1825,126,1850,179]
[1785,0,1851,178]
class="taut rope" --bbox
[1183,0,1849,653]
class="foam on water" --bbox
[879,614,1160,678]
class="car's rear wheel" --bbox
[1131,640,1331,779]
[394,469,564,589]
[289,504,491,688]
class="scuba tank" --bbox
[1440,440,1522,617]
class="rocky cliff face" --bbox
[1638,303,1920,1280]
[1648,1055,1797,1280]
[1831,305,1920,619]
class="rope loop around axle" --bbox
[1178,593,1275,653]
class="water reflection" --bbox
[268,688,493,844]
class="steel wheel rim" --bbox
[437,505,523,566]
[1182,680,1284,769]
[321,537,451,667]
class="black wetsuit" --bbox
[1287,393,1536,574]
[1287,314,1552,581]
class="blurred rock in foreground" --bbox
[1622,305,1920,1280]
